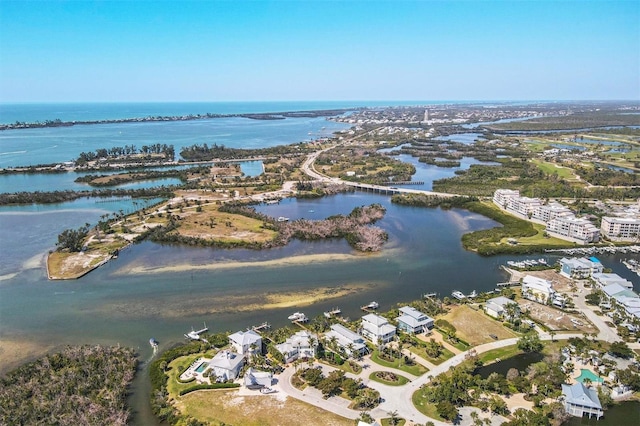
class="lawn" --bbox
[178,390,353,426]
[412,390,445,421]
[442,305,518,346]
[381,418,406,426]
[318,358,362,375]
[166,354,205,398]
[479,345,524,364]
[408,344,455,366]
[371,350,429,376]
[369,371,410,386]
[531,159,576,179]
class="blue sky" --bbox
[0,0,638,102]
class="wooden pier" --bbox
[250,322,271,333]
[496,281,520,287]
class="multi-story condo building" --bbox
[532,202,573,223]
[600,216,640,241]
[546,216,600,244]
[493,189,520,208]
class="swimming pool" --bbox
[195,362,208,373]
[576,369,604,384]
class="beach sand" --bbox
[0,338,56,374]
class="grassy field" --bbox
[408,344,455,365]
[442,305,518,346]
[177,390,353,426]
[531,159,576,179]
[371,350,429,376]
[478,345,524,364]
[412,390,445,421]
[506,222,576,247]
[173,203,277,243]
[166,353,213,398]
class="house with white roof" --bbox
[207,350,245,381]
[592,273,634,290]
[324,324,367,357]
[559,257,603,279]
[396,306,434,334]
[243,367,273,388]
[484,296,520,320]
[229,330,263,356]
[522,275,555,304]
[561,382,603,419]
[275,330,318,363]
[361,313,396,345]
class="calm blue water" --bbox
[0,161,262,193]
[434,132,485,145]
[0,116,350,167]
[0,101,464,124]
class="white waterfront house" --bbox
[484,296,519,320]
[559,257,603,279]
[229,330,263,356]
[522,275,555,304]
[361,313,396,345]
[396,306,434,334]
[561,382,603,419]
[207,350,245,381]
[275,330,318,363]
[324,324,367,357]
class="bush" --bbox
[178,383,240,396]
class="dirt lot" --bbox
[442,305,518,346]
[517,300,598,333]
[177,390,352,426]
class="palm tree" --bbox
[387,410,400,426]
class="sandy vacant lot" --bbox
[443,305,518,346]
[177,390,352,426]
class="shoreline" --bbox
[0,108,350,131]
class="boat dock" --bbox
[251,322,271,333]
[496,281,520,287]
[423,292,437,299]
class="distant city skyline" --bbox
[0,0,638,102]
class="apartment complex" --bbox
[493,189,599,244]
[600,216,640,242]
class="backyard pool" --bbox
[575,369,604,384]
[195,362,208,373]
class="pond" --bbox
[475,352,545,378]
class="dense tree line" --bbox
[0,345,137,426]
[73,168,201,187]
[77,144,175,164]
[0,187,174,205]
[180,142,312,161]
[56,223,90,252]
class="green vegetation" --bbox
[295,367,380,410]
[369,371,410,386]
[178,382,240,396]
[371,349,429,376]
[0,345,137,426]
[56,223,90,252]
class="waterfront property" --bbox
[561,382,603,419]
[207,350,245,381]
[559,257,603,279]
[600,216,640,242]
[275,330,318,363]
[521,275,556,304]
[243,367,273,388]
[396,306,434,334]
[592,272,634,290]
[324,324,368,357]
[361,313,397,345]
[484,296,520,320]
[492,189,600,244]
[229,330,263,357]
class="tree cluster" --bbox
[0,345,137,426]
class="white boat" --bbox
[361,301,379,311]
[467,290,477,298]
[277,216,289,222]
[149,338,159,348]
[184,323,208,340]
[451,291,466,300]
[288,312,308,322]
[324,307,341,318]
